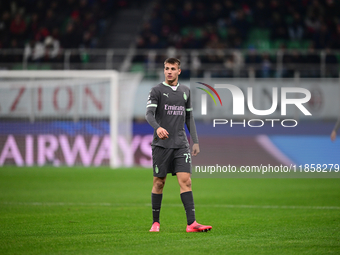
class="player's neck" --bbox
[164,79,178,86]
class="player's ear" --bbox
[178,68,181,75]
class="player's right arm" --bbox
[156,127,169,139]
[145,88,169,139]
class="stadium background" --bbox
[0,0,339,167]
[0,1,340,254]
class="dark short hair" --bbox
[164,57,180,68]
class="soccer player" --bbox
[330,116,340,141]
[145,57,212,233]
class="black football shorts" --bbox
[152,146,192,177]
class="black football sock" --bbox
[180,191,196,225]
[151,193,163,223]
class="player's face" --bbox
[164,63,181,85]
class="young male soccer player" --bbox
[145,58,212,233]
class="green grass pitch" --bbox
[0,166,339,255]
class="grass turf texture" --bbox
[0,167,339,255]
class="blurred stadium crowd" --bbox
[138,0,340,50]
[0,0,133,62]
[133,0,340,78]
[0,0,339,78]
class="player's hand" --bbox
[156,127,169,140]
[331,130,337,141]
[191,143,200,156]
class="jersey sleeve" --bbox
[185,89,193,112]
[333,115,340,132]
[185,90,199,144]
[146,88,158,109]
[145,88,160,130]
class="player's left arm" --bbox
[185,90,200,156]
[331,115,340,141]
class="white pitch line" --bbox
[1,202,340,210]
[201,204,340,210]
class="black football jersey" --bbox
[146,82,193,148]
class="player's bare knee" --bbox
[181,178,191,189]
[154,179,165,191]
[186,179,192,189]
